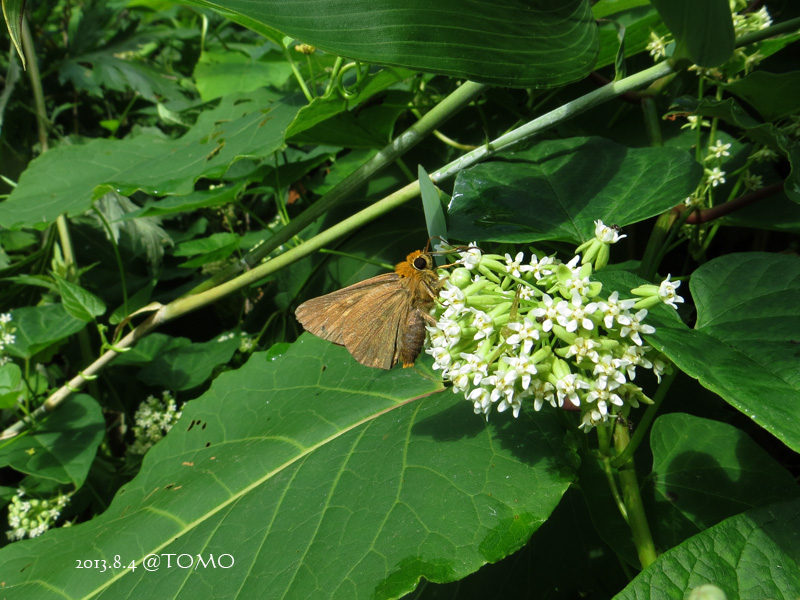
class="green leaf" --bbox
[0,362,23,409]
[0,335,577,599]
[650,0,734,67]
[646,413,799,550]
[52,274,106,323]
[649,253,800,452]
[7,305,87,360]
[616,499,800,599]
[448,137,702,244]
[0,395,104,487]
[724,71,800,122]
[138,334,240,390]
[193,49,294,102]
[0,89,303,230]
[418,165,448,247]
[188,0,600,88]
[112,333,191,367]
[122,183,247,219]
[1,0,25,68]
[285,67,416,140]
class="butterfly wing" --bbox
[295,274,410,369]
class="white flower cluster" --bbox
[128,391,182,454]
[6,489,71,541]
[427,244,677,430]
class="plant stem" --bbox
[613,420,658,569]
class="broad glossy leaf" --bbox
[0,395,103,487]
[649,253,800,452]
[7,305,87,360]
[650,0,734,67]
[0,335,577,599]
[645,413,799,550]
[190,0,599,88]
[616,498,800,600]
[724,71,800,122]
[448,137,702,244]
[0,90,303,230]
[193,49,294,101]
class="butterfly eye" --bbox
[413,255,429,270]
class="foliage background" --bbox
[0,0,799,598]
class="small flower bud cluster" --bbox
[0,312,15,366]
[128,391,182,454]
[427,244,677,430]
[6,490,71,541]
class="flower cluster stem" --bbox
[613,421,657,569]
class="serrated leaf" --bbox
[0,395,104,487]
[616,499,800,600]
[649,253,800,452]
[448,137,702,244]
[0,335,577,599]
[189,0,600,88]
[52,274,106,322]
[0,89,303,231]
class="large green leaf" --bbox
[645,413,799,550]
[137,334,240,391]
[650,0,734,67]
[0,89,303,230]
[649,253,800,453]
[0,394,104,487]
[448,137,702,244]
[616,498,800,599]
[724,71,800,122]
[7,304,87,360]
[0,335,577,599]
[191,0,599,88]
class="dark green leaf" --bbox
[646,413,799,550]
[189,0,600,88]
[724,71,800,122]
[0,362,23,409]
[418,165,448,247]
[0,335,577,598]
[448,137,702,244]
[0,395,104,487]
[650,0,734,67]
[616,499,800,600]
[193,49,294,101]
[138,334,240,390]
[650,253,800,452]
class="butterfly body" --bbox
[295,250,441,369]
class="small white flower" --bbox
[504,252,525,277]
[470,309,494,341]
[597,291,636,329]
[594,220,627,244]
[459,352,490,386]
[593,354,627,390]
[530,379,556,411]
[530,293,558,332]
[503,354,538,390]
[555,373,589,408]
[0,313,12,324]
[439,281,467,314]
[563,336,601,364]
[457,243,482,270]
[556,293,598,332]
[646,31,668,60]
[506,318,540,354]
[619,309,656,346]
[708,140,731,159]
[523,254,557,281]
[706,167,726,187]
[658,275,684,309]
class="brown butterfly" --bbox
[295,250,442,369]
